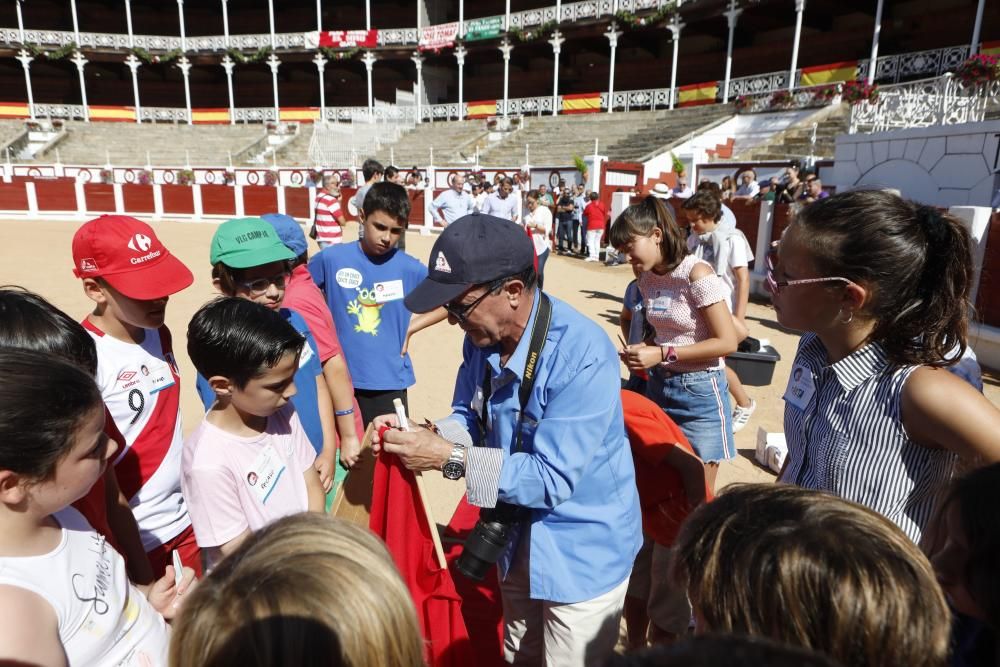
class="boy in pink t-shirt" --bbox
[183,297,325,568]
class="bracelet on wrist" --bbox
[334,408,354,417]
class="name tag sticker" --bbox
[246,445,286,505]
[298,341,315,368]
[373,280,405,303]
[143,359,176,394]
[783,363,815,411]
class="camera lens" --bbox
[456,503,525,580]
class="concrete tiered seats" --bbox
[477,105,734,167]
[0,120,26,150]
[734,105,849,162]
[47,122,266,166]
[372,120,487,167]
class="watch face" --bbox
[442,461,465,480]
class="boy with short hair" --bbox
[681,192,757,432]
[72,214,201,577]
[308,181,433,425]
[184,296,325,569]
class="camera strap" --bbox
[478,291,553,452]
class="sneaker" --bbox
[732,399,756,433]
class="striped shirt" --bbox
[314,191,343,244]
[783,334,957,543]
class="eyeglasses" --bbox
[766,244,857,293]
[444,279,504,325]
[236,272,288,296]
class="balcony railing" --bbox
[849,74,999,134]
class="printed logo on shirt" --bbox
[347,286,384,336]
[127,233,152,253]
[434,252,452,274]
[117,370,142,389]
[336,268,363,289]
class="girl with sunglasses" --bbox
[770,189,1000,544]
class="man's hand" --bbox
[315,448,336,492]
[621,343,664,372]
[372,414,452,471]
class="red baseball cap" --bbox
[72,215,194,300]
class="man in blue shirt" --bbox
[480,177,520,224]
[431,172,475,227]
[374,214,641,666]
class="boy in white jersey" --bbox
[72,214,203,577]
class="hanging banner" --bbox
[88,106,137,122]
[191,108,231,124]
[562,93,602,114]
[467,100,497,119]
[304,30,378,49]
[678,82,718,107]
[419,22,460,51]
[800,61,858,87]
[0,103,30,118]
[464,16,503,41]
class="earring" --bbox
[837,309,854,325]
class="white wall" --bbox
[830,120,1000,207]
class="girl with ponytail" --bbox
[770,189,1000,543]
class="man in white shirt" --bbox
[480,177,519,223]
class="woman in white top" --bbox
[525,189,553,284]
[0,351,193,666]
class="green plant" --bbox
[510,20,558,43]
[768,89,794,109]
[129,47,184,65]
[573,155,588,175]
[955,54,999,85]
[841,80,879,105]
[225,46,273,64]
[671,153,684,175]
[22,42,77,60]
[318,46,361,61]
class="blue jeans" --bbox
[557,218,573,252]
[646,367,735,463]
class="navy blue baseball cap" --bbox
[404,213,536,313]
[261,213,308,257]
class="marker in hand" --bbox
[172,550,183,588]
[393,398,410,433]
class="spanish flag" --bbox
[562,92,602,114]
[191,108,232,124]
[280,107,321,122]
[467,100,497,119]
[0,103,30,118]
[88,106,136,122]
[800,61,858,87]
[678,82,718,107]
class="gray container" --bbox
[727,345,782,386]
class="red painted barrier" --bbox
[340,187,358,221]
[34,179,78,212]
[0,183,29,211]
[409,190,425,228]
[732,200,761,268]
[201,185,236,217]
[285,188,311,219]
[771,203,792,242]
[122,184,155,213]
[83,183,116,213]
[243,186,279,216]
[975,212,1000,328]
[161,185,195,215]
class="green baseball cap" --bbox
[210,217,295,268]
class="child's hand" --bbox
[315,449,336,493]
[624,344,664,371]
[147,565,197,620]
[339,435,362,470]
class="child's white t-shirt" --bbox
[181,403,317,549]
[687,230,754,313]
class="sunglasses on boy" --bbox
[766,243,858,293]
[236,272,289,296]
[444,278,506,325]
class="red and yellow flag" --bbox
[800,61,858,87]
[279,107,320,122]
[0,103,30,118]
[467,100,497,119]
[88,105,136,122]
[562,92,602,114]
[191,108,231,124]
[678,82,718,107]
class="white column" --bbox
[177,55,193,125]
[313,53,327,122]
[125,0,135,47]
[16,50,35,120]
[177,0,187,52]
[267,0,276,50]
[459,0,465,36]
[316,0,322,32]
[365,0,371,31]
[15,0,25,43]
[221,55,236,125]
[549,30,564,116]
[556,0,562,21]
[267,53,281,122]
[866,0,885,84]
[605,24,621,114]
[125,53,142,124]
[71,50,89,122]
[70,0,80,44]
[970,0,986,56]
[499,38,513,117]
[722,1,742,103]
[221,0,230,47]
[455,45,467,117]
[363,50,377,119]
[789,0,805,91]
[505,0,511,31]
[668,17,683,109]
[412,52,424,124]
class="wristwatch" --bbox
[661,344,678,364]
[442,444,466,480]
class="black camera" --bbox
[455,501,526,581]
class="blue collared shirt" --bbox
[432,188,475,226]
[441,291,642,603]
[573,194,587,221]
[480,192,519,222]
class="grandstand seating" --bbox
[44,122,266,166]
[0,120,26,153]
[733,104,850,162]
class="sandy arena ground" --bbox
[4,217,999,525]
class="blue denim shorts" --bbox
[646,367,735,463]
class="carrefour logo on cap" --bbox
[235,230,270,244]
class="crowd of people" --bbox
[0,151,998,667]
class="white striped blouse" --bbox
[782,334,957,544]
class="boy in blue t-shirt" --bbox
[309,182,434,426]
[195,217,342,495]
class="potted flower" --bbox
[734,95,752,112]
[264,170,279,187]
[99,168,113,184]
[955,54,1000,85]
[339,171,355,189]
[137,170,152,185]
[223,170,236,185]
[811,85,839,105]
[308,169,323,187]
[841,80,879,105]
[176,169,196,186]
[768,89,794,110]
